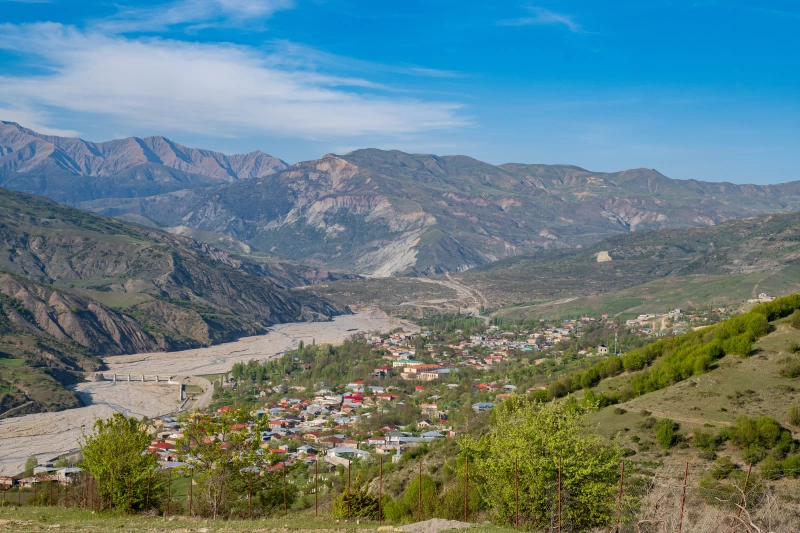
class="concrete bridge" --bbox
[91,373,176,383]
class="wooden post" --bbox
[464,455,469,522]
[283,465,287,516]
[557,455,562,533]
[515,458,519,529]
[167,469,172,516]
[615,461,625,533]
[678,462,688,533]
[127,478,131,514]
[18,483,21,506]
[347,458,351,520]
[379,455,383,523]
[109,473,113,511]
[733,463,753,533]
[145,470,151,512]
[33,478,37,504]
[314,459,318,518]
[248,470,252,520]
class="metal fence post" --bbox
[732,463,753,533]
[347,458,351,520]
[314,459,318,517]
[557,455,562,533]
[379,455,383,523]
[283,465,287,516]
[166,469,172,516]
[248,469,252,520]
[146,470,151,512]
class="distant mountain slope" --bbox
[0,187,345,416]
[82,149,800,276]
[0,121,287,204]
[457,211,800,307]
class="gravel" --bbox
[399,519,473,533]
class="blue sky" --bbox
[1,0,798,183]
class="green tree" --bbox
[332,474,379,519]
[461,398,622,531]
[23,456,38,477]
[402,473,438,520]
[655,419,678,450]
[79,413,162,513]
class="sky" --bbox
[0,0,798,183]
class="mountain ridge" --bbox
[3,122,800,276]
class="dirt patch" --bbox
[399,519,473,533]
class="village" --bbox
[0,302,738,492]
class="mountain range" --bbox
[2,122,800,277]
[0,187,345,416]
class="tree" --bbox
[175,409,286,519]
[80,413,162,512]
[331,474,378,519]
[402,473,438,520]
[23,456,38,477]
[655,419,678,450]
[460,398,622,531]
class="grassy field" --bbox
[0,505,518,533]
[494,267,800,321]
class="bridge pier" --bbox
[112,374,116,383]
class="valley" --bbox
[0,310,412,476]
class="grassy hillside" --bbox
[0,188,345,416]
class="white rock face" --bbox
[596,250,612,262]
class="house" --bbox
[325,447,371,466]
[472,402,496,412]
[0,476,16,488]
[373,366,392,378]
[597,344,609,355]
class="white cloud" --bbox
[499,6,583,33]
[95,0,295,33]
[0,107,79,136]
[0,23,467,140]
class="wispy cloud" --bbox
[498,6,583,33]
[94,0,295,33]
[0,23,467,140]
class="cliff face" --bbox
[4,123,800,277]
[0,187,347,417]
[84,150,800,276]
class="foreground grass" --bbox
[0,506,518,533]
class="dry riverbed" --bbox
[0,311,416,476]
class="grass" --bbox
[588,321,800,466]
[0,504,519,533]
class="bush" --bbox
[779,359,800,378]
[759,455,782,479]
[693,428,718,452]
[781,455,800,478]
[613,407,626,415]
[791,309,800,329]
[655,419,678,450]
[710,456,736,479]
[790,405,800,427]
[331,475,378,520]
[382,497,411,522]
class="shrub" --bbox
[655,419,678,450]
[791,309,800,329]
[693,428,718,452]
[331,475,379,520]
[382,497,411,522]
[781,455,800,478]
[613,407,626,415]
[710,456,736,479]
[790,405,800,427]
[780,359,800,378]
[759,455,782,479]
